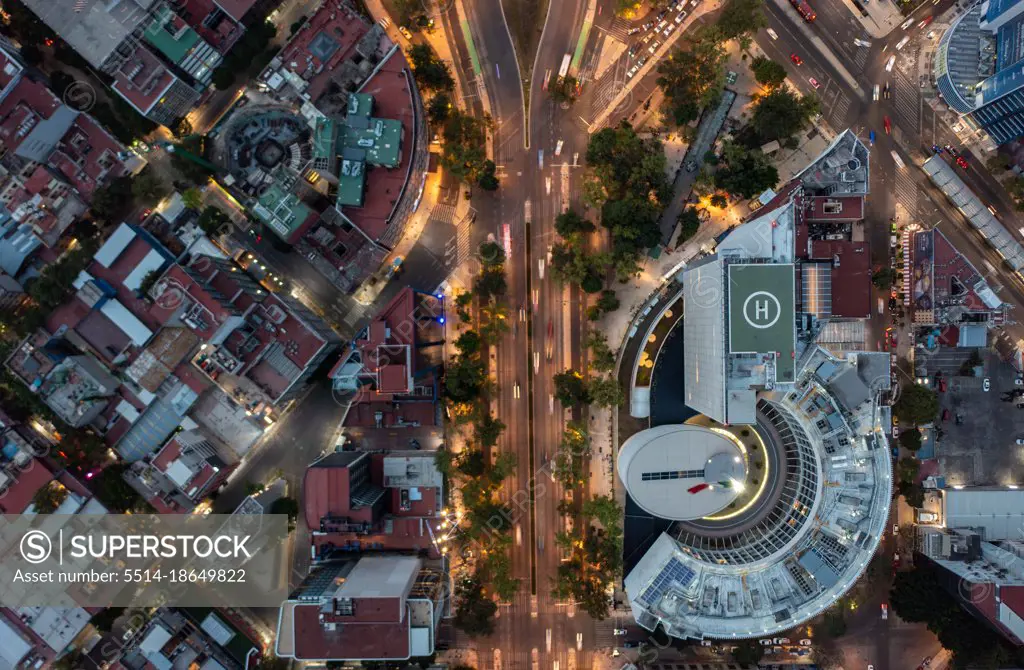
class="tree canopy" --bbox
[749,88,821,143]
[750,56,788,89]
[555,209,595,237]
[409,43,455,92]
[895,383,939,425]
[656,36,727,126]
[441,111,489,185]
[891,565,1019,667]
[714,142,778,199]
[553,370,590,407]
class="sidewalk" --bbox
[840,0,907,38]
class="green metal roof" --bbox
[339,117,402,168]
[336,159,366,207]
[727,263,796,382]
[253,181,315,241]
[144,5,201,66]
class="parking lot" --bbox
[933,350,1024,486]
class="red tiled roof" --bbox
[0,458,54,513]
[290,603,409,660]
[110,46,177,115]
[153,437,183,470]
[744,179,802,224]
[180,0,243,52]
[51,114,128,198]
[274,1,369,102]
[378,363,408,393]
[304,455,355,529]
[802,195,864,222]
[343,51,414,241]
[0,78,61,155]
[809,240,871,318]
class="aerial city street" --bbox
[3,0,1024,667]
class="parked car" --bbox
[983,377,991,392]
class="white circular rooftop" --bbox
[617,424,747,521]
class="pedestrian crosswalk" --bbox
[430,202,457,226]
[445,215,473,270]
[342,302,368,327]
[891,67,921,135]
[895,168,920,215]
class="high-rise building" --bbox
[934,0,1024,145]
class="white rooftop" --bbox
[618,425,746,521]
[624,348,892,640]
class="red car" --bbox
[884,116,892,134]
[956,156,969,169]
[791,53,803,65]
[808,77,820,89]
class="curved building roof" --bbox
[934,3,986,114]
[618,425,746,521]
[623,348,892,640]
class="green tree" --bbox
[899,428,922,451]
[895,383,939,425]
[197,206,230,237]
[601,197,662,257]
[130,170,167,204]
[581,494,621,530]
[138,269,162,301]
[478,160,499,191]
[455,330,482,357]
[427,92,453,125]
[749,56,787,89]
[897,456,919,485]
[597,289,619,313]
[588,376,624,408]
[211,20,277,90]
[587,331,617,372]
[453,575,497,636]
[270,497,300,521]
[872,267,896,289]
[714,0,767,40]
[586,122,670,203]
[750,87,821,142]
[891,565,1015,667]
[475,413,506,448]
[553,370,590,406]
[92,464,149,513]
[409,43,455,92]
[474,268,507,303]
[170,135,214,184]
[656,35,727,126]
[181,187,203,210]
[32,481,68,513]
[555,209,595,236]
[478,241,506,268]
[710,193,729,208]
[714,142,778,199]
[677,207,701,242]
[548,74,579,105]
[445,356,488,403]
[441,111,488,184]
